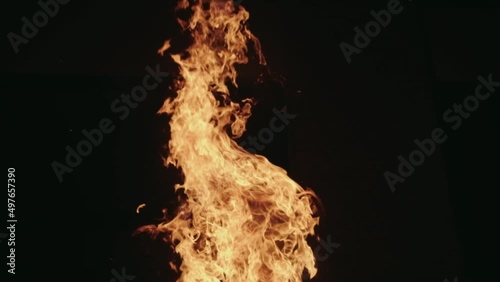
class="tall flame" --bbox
[142,1,320,281]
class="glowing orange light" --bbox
[137,1,320,281]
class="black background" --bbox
[2,1,499,282]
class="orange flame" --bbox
[140,1,320,281]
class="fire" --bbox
[138,1,320,281]
[136,203,146,214]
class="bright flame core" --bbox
[142,1,320,281]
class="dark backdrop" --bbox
[2,1,498,282]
